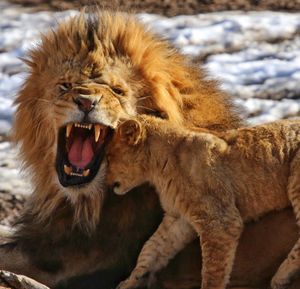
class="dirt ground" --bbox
[0,190,25,227]
[8,0,300,15]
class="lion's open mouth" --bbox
[56,123,112,187]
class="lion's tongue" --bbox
[68,136,94,169]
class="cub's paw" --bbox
[116,271,155,289]
[271,276,291,289]
[116,278,141,289]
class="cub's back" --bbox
[222,119,300,163]
[220,120,300,221]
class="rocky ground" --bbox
[0,140,29,228]
[0,1,299,230]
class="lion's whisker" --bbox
[137,96,151,101]
[136,105,157,113]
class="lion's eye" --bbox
[111,87,125,96]
[149,110,168,119]
[59,83,72,93]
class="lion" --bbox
[106,116,300,289]
[0,9,299,289]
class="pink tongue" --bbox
[68,136,94,169]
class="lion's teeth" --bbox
[73,123,92,129]
[95,124,101,142]
[64,165,72,175]
[66,124,73,138]
[70,172,83,177]
[83,169,90,177]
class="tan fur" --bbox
[106,117,300,289]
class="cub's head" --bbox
[12,10,199,227]
[106,119,147,195]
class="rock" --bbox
[0,271,49,289]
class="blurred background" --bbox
[0,0,299,230]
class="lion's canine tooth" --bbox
[83,169,90,177]
[94,124,101,142]
[88,124,92,130]
[66,124,73,138]
[64,165,72,175]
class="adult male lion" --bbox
[0,10,299,289]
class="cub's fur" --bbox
[106,117,300,289]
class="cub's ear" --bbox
[117,119,145,145]
[203,133,228,154]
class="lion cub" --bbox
[106,116,300,289]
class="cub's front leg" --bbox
[184,197,243,289]
[271,153,300,289]
[117,215,196,289]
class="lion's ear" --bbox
[117,119,145,145]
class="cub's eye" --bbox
[58,83,72,93]
[111,87,125,96]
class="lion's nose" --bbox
[74,96,98,113]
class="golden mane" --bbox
[12,10,241,233]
